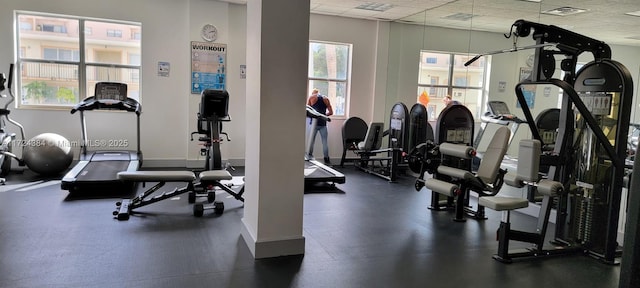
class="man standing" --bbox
[443,95,461,106]
[307,88,334,165]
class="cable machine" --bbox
[467,20,633,264]
[510,20,633,264]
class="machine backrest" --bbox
[535,108,560,147]
[517,139,541,182]
[359,122,385,151]
[476,126,510,183]
[342,117,368,149]
[200,89,229,119]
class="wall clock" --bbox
[201,24,218,42]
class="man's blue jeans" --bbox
[308,125,329,159]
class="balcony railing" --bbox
[21,62,139,82]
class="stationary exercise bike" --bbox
[190,89,231,171]
[188,89,244,209]
[0,64,26,184]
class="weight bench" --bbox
[114,171,197,221]
[425,126,510,221]
[114,170,245,220]
[478,139,568,263]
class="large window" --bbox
[308,41,351,117]
[417,51,488,120]
[16,12,141,108]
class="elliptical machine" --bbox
[0,64,26,184]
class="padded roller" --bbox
[200,170,233,181]
[536,179,563,196]
[425,178,459,197]
[504,172,524,188]
[117,171,196,182]
[439,143,475,159]
[437,166,473,180]
[479,196,529,211]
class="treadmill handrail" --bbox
[306,105,331,122]
[71,96,142,115]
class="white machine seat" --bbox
[117,171,196,182]
[200,170,233,181]
[479,196,529,211]
[427,126,511,196]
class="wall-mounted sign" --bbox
[158,61,170,77]
[191,41,226,94]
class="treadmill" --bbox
[473,100,525,149]
[305,105,345,186]
[61,82,142,194]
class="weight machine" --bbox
[467,19,633,264]
[352,102,409,182]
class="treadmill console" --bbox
[488,101,511,116]
[482,101,524,124]
[95,82,127,101]
[71,82,140,115]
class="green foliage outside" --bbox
[23,81,77,104]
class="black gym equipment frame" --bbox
[192,89,232,171]
[476,20,633,264]
[424,105,475,215]
[61,82,142,194]
[353,102,408,183]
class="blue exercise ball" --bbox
[23,133,73,175]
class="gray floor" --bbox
[0,167,621,288]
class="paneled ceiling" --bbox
[228,0,640,47]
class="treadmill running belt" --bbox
[79,160,130,181]
[304,161,345,184]
[305,163,334,178]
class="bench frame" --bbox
[113,170,244,221]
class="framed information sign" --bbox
[191,41,227,94]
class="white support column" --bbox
[241,0,310,259]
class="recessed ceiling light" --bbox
[443,13,475,21]
[625,11,640,17]
[355,2,394,12]
[542,7,587,16]
[519,0,542,3]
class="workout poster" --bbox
[191,41,226,94]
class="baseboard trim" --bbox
[240,218,305,259]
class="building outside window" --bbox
[16,12,141,108]
[308,41,351,117]
[417,51,489,121]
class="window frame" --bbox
[417,50,490,120]
[15,10,142,109]
[307,40,352,119]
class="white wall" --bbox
[2,1,638,166]
[384,22,640,156]
[0,0,192,167]
[0,1,383,167]
[307,14,381,160]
